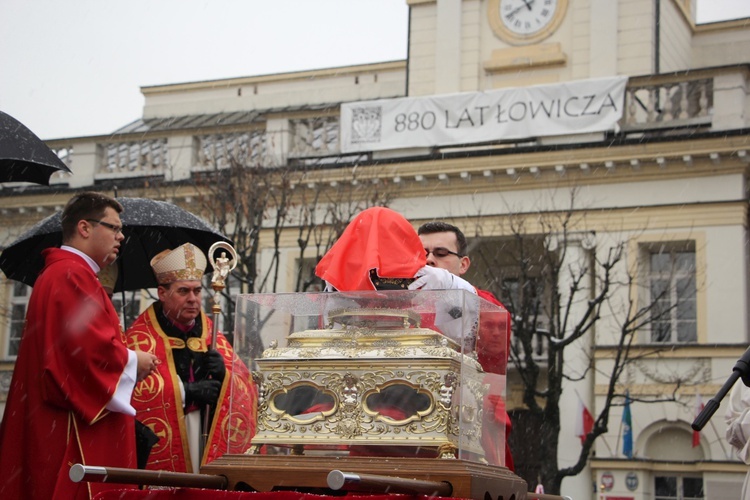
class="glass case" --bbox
[229,289,508,467]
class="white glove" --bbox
[408,265,477,294]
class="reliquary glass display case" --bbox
[229,289,509,467]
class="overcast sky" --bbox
[1,0,748,140]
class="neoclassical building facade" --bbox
[1,1,749,498]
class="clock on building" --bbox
[488,0,568,45]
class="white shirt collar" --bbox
[61,245,101,274]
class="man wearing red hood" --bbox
[315,207,511,468]
[316,206,426,291]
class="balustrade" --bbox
[621,77,712,131]
[195,131,266,170]
[289,116,340,158]
[97,138,168,177]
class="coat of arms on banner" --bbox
[350,106,382,143]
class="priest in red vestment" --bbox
[0,191,159,500]
[417,221,514,471]
[125,243,257,475]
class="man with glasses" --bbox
[415,221,515,472]
[0,191,159,499]
[125,243,256,475]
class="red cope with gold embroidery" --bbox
[126,305,257,472]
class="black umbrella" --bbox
[0,197,232,292]
[0,111,72,185]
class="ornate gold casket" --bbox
[233,290,508,464]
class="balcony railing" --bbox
[288,116,339,158]
[97,138,168,178]
[194,131,266,170]
[620,75,713,132]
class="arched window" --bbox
[642,421,705,500]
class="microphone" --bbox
[692,345,750,431]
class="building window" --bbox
[647,243,696,343]
[654,475,703,500]
[294,257,323,330]
[7,282,30,358]
[501,277,548,361]
[296,257,323,293]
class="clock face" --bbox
[489,0,567,45]
[500,0,559,36]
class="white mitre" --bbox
[150,243,207,285]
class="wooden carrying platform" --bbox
[200,455,528,499]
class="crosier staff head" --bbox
[209,241,238,289]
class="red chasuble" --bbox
[126,305,257,473]
[0,248,137,500]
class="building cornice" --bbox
[590,458,746,473]
[140,61,407,96]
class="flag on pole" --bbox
[622,390,633,458]
[692,393,704,448]
[575,393,594,444]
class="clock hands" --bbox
[507,0,536,19]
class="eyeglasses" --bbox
[86,219,123,235]
[425,247,462,258]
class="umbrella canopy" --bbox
[0,111,72,185]
[0,197,232,292]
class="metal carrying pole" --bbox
[327,469,453,497]
[69,464,228,490]
[200,241,238,462]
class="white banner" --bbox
[340,76,628,153]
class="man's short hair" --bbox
[61,191,123,242]
[417,221,468,256]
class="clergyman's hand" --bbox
[135,350,160,381]
[408,265,477,294]
[185,380,222,406]
[195,350,226,382]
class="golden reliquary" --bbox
[234,290,508,466]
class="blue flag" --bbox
[622,391,633,458]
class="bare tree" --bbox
[190,155,399,348]
[468,192,692,494]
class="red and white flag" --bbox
[692,393,704,448]
[575,393,594,444]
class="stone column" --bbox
[548,231,596,500]
[67,141,98,189]
[589,0,618,78]
[265,117,290,168]
[165,135,194,182]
